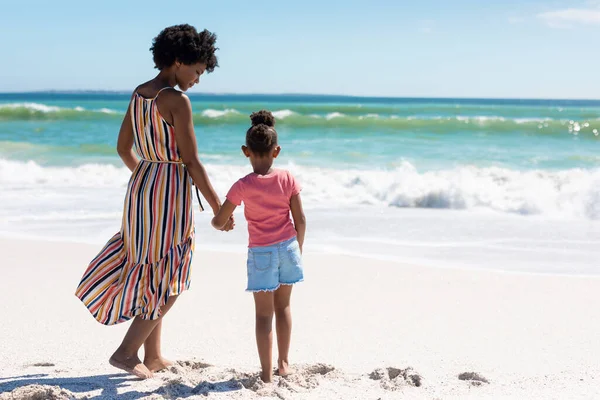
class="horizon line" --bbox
[1,90,600,102]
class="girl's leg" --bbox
[274,285,293,376]
[110,294,179,379]
[254,291,275,383]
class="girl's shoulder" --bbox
[243,169,296,182]
[234,173,257,188]
[275,168,298,182]
[270,168,296,178]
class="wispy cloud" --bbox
[537,8,600,28]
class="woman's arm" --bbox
[212,200,237,230]
[171,92,222,215]
[116,93,139,172]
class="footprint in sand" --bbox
[167,360,212,374]
[302,363,335,376]
[0,384,74,400]
[28,362,56,367]
[176,360,212,369]
[276,363,337,392]
[369,367,423,390]
[240,363,336,393]
[458,371,490,386]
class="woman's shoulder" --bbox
[133,83,184,102]
[159,88,190,111]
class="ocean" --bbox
[1,93,599,274]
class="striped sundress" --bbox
[75,87,199,325]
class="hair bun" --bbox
[250,110,275,127]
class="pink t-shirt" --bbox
[226,169,301,248]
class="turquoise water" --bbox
[1,92,600,220]
[1,93,599,171]
[2,93,600,274]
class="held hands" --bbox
[220,215,235,232]
[211,200,237,232]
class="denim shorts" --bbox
[246,236,304,292]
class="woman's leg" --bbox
[109,295,179,378]
[142,293,180,372]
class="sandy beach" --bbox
[3,1,600,398]
[0,237,599,399]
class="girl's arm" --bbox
[212,200,237,230]
[290,193,306,252]
[171,92,222,215]
[116,93,139,172]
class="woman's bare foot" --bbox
[143,357,174,373]
[275,360,293,377]
[109,352,153,379]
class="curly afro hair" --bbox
[150,24,219,71]
[246,110,278,155]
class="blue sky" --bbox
[1,0,599,98]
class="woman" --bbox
[75,24,233,379]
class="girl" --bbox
[75,24,233,379]
[212,110,307,383]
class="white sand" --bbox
[0,237,599,399]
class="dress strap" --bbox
[154,86,173,99]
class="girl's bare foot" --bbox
[143,357,174,373]
[275,360,293,377]
[109,352,153,379]
[261,370,273,383]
